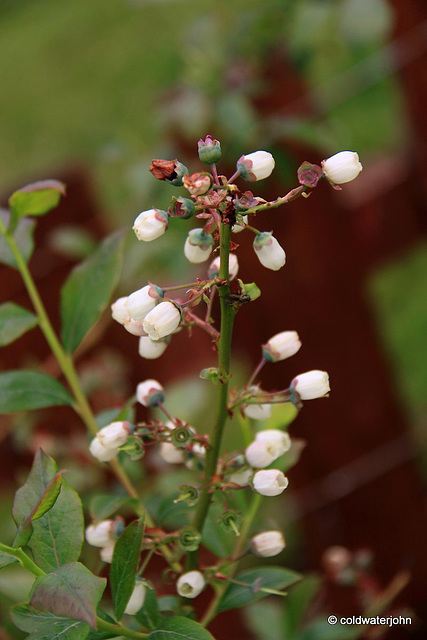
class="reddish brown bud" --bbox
[297,162,323,188]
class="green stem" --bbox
[200,492,262,627]
[187,222,235,569]
[97,618,148,639]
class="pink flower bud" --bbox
[133,208,168,242]
[237,151,275,181]
[252,469,289,496]
[253,232,286,271]
[251,530,286,557]
[136,379,164,407]
[291,370,330,400]
[143,301,181,340]
[321,151,363,185]
[176,571,206,599]
[262,331,301,362]
[127,284,163,321]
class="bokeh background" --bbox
[1,0,427,638]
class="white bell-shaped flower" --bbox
[321,151,363,184]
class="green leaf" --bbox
[283,575,322,640]
[30,562,106,629]
[0,370,73,413]
[110,519,144,620]
[135,587,161,631]
[13,450,84,572]
[0,210,35,268]
[9,180,65,219]
[217,566,301,612]
[0,551,19,569]
[0,302,38,346]
[201,499,234,558]
[60,230,125,353]
[89,494,140,521]
[11,603,91,640]
[148,616,215,640]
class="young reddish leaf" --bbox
[9,180,66,219]
[30,562,106,629]
[0,302,38,346]
[110,518,144,620]
[13,450,84,571]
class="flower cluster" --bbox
[97,137,361,604]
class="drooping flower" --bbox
[127,284,163,321]
[252,469,289,496]
[262,331,301,362]
[136,379,165,407]
[176,571,206,599]
[143,301,181,340]
[237,151,275,181]
[133,208,168,242]
[125,580,147,615]
[291,370,330,400]
[251,530,286,557]
[321,151,363,185]
[253,232,286,271]
[184,229,214,264]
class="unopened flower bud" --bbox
[237,151,275,182]
[321,151,363,185]
[262,331,301,363]
[244,386,272,421]
[136,379,164,407]
[228,468,253,487]
[127,284,163,321]
[232,215,248,233]
[133,208,168,242]
[184,228,214,263]
[150,159,188,187]
[246,430,290,468]
[125,579,146,615]
[252,469,289,496]
[143,300,181,340]
[89,436,119,462]
[97,421,131,450]
[123,318,147,336]
[251,530,286,557]
[111,297,130,325]
[176,571,206,599]
[253,232,286,271]
[85,520,115,548]
[183,172,212,196]
[168,196,195,219]
[291,370,330,400]
[138,335,170,359]
[100,543,115,563]
[198,135,222,164]
[208,253,239,280]
[159,442,185,464]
